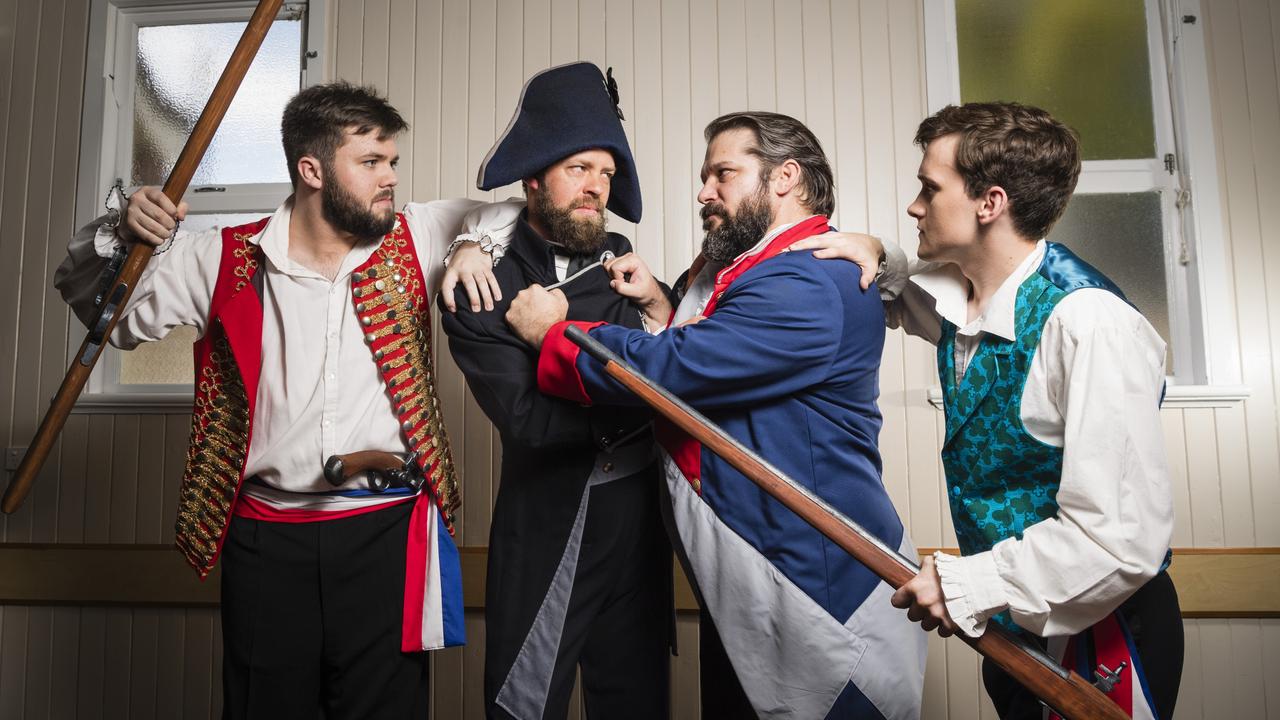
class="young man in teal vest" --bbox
[798,102,1183,718]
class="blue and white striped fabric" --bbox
[539,240,929,718]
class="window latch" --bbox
[192,186,226,193]
[1164,153,1176,174]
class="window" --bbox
[75,0,326,409]
[923,0,1242,392]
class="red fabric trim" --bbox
[1050,613,1137,720]
[655,419,701,493]
[653,216,831,495]
[704,215,830,316]
[401,490,432,651]
[232,493,414,523]
[1093,614,1135,715]
[537,320,605,405]
[194,218,269,571]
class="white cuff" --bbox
[876,238,910,301]
[93,223,122,259]
[461,200,521,245]
[934,550,1007,636]
[447,200,523,267]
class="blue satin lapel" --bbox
[1038,242,1133,308]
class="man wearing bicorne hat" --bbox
[507,111,927,719]
[798,102,1183,720]
[440,62,671,720]
[55,82,518,718]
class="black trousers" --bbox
[220,501,429,720]
[485,473,671,719]
[699,609,757,719]
[983,571,1184,720]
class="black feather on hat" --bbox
[477,62,641,223]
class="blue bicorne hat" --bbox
[477,62,641,223]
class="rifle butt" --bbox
[968,629,1129,720]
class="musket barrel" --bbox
[2,0,286,514]
[563,324,1127,720]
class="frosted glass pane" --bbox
[118,213,265,387]
[120,325,197,386]
[132,18,300,186]
[1047,192,1172,371]
[957,0,1155,161]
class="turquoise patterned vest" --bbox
[938,243,1135,635]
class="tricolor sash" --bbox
[174,213,464,650]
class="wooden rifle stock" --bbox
[563,324,1127,720]
[2,0,285,514]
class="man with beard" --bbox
[508,111,927,719]
[440,63,670,720]
[55,82,518,718]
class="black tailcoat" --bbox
[441,215,669,719]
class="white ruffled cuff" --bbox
[933,550,1007,636]
[877,238,909,301]
[93,223,121,259]
[446,200,522,267]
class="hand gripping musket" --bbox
[1,0,286,514]
[563,324,1128,720]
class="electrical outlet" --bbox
[4,447,26,472]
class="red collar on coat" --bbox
[702,215,831,316]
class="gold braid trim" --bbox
[176,335,251,576]
[174,224,259,577]
[353,216,462,533]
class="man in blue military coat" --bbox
[508,111,926,720]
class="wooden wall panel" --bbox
[49,607,81,720]
[0,0,42,545]
[0,0,1277,718]
[1206,0,1280,553]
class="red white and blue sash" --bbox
[180,214,464,651]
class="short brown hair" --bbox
[915,102,1080,239]
[281,82,408,188]
[704,112,835,217]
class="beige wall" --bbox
[0,0,1276,717]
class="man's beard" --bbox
[322,170,396,242]
[532,190,608,255]
[700,185,774,263]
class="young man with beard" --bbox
[55,82,517,718]
[439,62,671,720]
[508,111,926,720]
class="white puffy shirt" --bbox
[56,198,522,504]
[880,240,1174,638]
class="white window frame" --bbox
[922,0,1246,405]
[72,0,330,413]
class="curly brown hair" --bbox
[915,102,1080,240]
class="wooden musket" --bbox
[2,0,286,514]
[563,324,1127,720]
